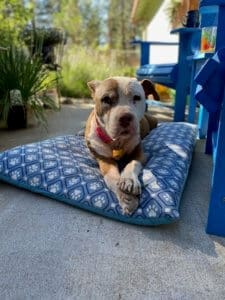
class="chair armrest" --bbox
[131,40,179,46]
[131,39,179,65]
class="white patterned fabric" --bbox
[0,122,197,225]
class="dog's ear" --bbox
[87,80,101,97]
[141,79,160,100]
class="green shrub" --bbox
[59,46,136,98]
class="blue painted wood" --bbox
[172,28,200,121]
[205,110,220,155]
[136,63,177,89]
[200,3,225,153]
[187,58,198,123]
[189,51,214,129]
[134,28,200,122]
[133,40,179,88]
[198,106,209,138]
[215,4,225,49]
[191,3,222,139]
[212,131,218,165]
[200,0,225,6]
[206,91,225,237]
[139,42,150,65]
[197,1,225,236]
[189,3,219,136]
[132,40,179,67]
[189,52,213,135]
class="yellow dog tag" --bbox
[112,149,124,160]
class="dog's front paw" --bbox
[118,176,141,196]
[116,189,139,215]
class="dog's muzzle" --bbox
[119,113,134,128]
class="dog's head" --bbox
[88,77,158,140]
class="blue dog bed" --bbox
[0,122,197,225]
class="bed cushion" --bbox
[0,122,197,225]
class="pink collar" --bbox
[95,117,113,144]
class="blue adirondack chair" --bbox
[195,0,225,237]
[133,27,201,122]
[189,2,218,136]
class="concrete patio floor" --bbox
[1,101,225,299]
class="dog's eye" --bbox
[101,96,112,105]
[133,95,141,102]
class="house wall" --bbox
[143,0,179,64]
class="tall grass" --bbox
[59,46,136,98]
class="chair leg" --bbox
[198,106,208,139]
[188,68,198,123]
[206,104,225,237]
[207,185,225,237]
[205,111,220,154]
[173,31,193,122]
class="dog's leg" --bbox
[98,158,139,215]
[118,144,146,210]
[98,159,120,193]
[119,160,142,195]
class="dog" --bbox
[85,77,159,215]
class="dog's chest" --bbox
[87,117,139,159]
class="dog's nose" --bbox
[119,113,133,127]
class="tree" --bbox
[108,0,134,49]
[0,0,33,46]
[52,0,139,49]
[78,0,103,47]
[53,0,82,44]
[53,0,103,47]
[33,0,60,27]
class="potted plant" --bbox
[0,46,59,129]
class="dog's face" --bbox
[88,77,147,140]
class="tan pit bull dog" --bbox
[85,77,159,215]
